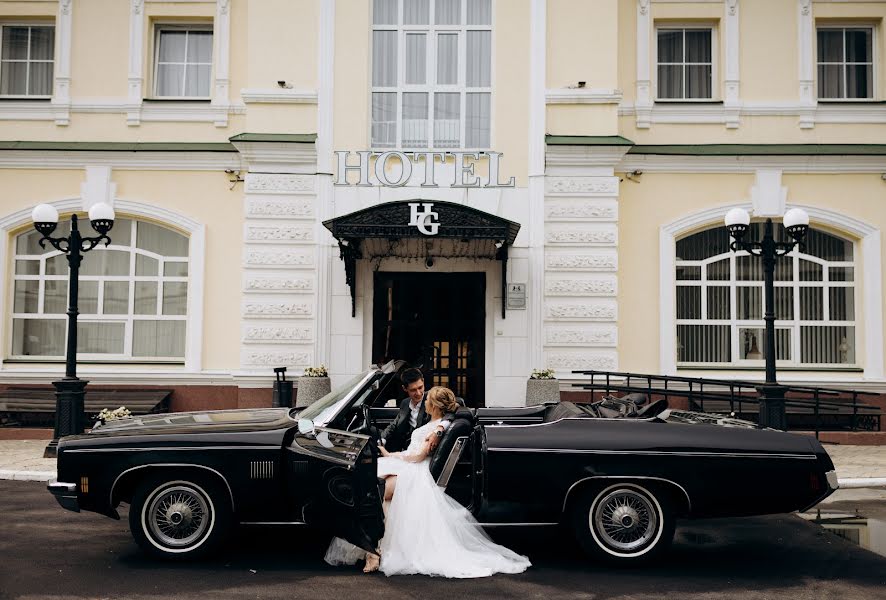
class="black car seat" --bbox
[429,405,476,487]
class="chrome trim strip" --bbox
[435,436,468,489]
[109,463,236,511]
[562,476,693,514]
[478,522,559,527]
[66,446,277,453]
[825,469,839,490]
[239,521,307,525]
[489,447,816,459]
[48,481,77,493]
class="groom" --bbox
[379,368,457,453]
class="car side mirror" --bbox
[297,418,315,436]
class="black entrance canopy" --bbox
[323,200,520,318]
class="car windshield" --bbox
[295,371,376,428]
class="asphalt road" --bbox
[1,480,885,600]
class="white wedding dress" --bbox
[325,419,531,578]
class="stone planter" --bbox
[296,376,331,408]
[526,378,560,406]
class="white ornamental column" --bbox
[544,145,628,376]
[240,173,318,374]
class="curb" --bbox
[0,469,56,482]
[838,477,886,489]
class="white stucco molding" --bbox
[798,0,816,128]
[619,153,886,174]
[127,0,146,125]
[545,88,623,105]
[635,0,652,128]
[528,0,547,373]
[240,88,318,104]
[724,0,741,129]
[618,102,886,125]
[659,203,883,381]
[0,197,206,373]
[52,0,73,125]
[546,146,633,175]
[0,150,244,171]
[211,0,232,127]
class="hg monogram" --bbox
[408,203,440,236]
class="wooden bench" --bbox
[0,387,172,427]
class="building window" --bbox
[675,224,856,368]
[11,218,190,361]
[371,0,492,149]
[656,27,713,100]
[0,24,54,97]
[817,26,873,100]
[153,26,213,98]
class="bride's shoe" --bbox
[363,552,380,573]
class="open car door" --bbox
[292,427,384,553]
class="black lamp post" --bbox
[31,202,115,457]
[724,207,809,430]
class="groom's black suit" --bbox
[380,393,461,452]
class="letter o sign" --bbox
[373,152,413,187]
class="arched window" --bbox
[11,217,189,361]
[675,223,856,367]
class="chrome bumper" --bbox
[825,470,839,491]
[47,480,80,512]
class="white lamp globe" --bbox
[783,207,809,229]
[88,202,115,222]
[31,204,59,225]
[724,207,750,228]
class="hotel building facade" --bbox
[1,0,885,410]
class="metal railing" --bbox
[568,370,882,437]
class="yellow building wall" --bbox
[617,171,886,380]
[0,168,243,371]
[740,0,798,102]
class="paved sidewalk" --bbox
[1,439,885,487]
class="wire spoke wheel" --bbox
[591,487,660,554]
[146,484,211,548]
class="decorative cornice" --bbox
[246,198,315,220]
[241,350,311,367]
[545,199,618,221]
[618,153,886,174]
[246,225,314,243]
[240,88,319,104]
[243,301,314,318]
[545,177,619,196]
[546,327,617,347]
[545,88,623,105]
[547,353,617,371]
[243,248,314,268]
[546,253,618,271]
[243,326,313,343]
[60,0,73,15]
[545,227,617,245]
[244,277,314,293]
[545,278,617,296]
[131,0,143,14]
[545,301,617,320]
[245,173,316,194]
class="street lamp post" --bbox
[724,207,809,430]
[32,203,115,458]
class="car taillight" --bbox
[809,472,821,493]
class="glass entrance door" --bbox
[372,272,486,407]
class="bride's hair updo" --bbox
[426,386,458,415]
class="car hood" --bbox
[79,408,295,437]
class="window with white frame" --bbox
[656,27,713,100]
[153,25,213,98]
[371,0,492,149]
[0,24,54,97]
[675,224,856,367]
[817,26,874,100]
[11,218,190,361]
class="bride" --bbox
[325,386,531,578]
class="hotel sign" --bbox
[334,150,516,188]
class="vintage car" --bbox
[48,360,839,563]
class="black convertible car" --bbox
[48,360,839,563]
